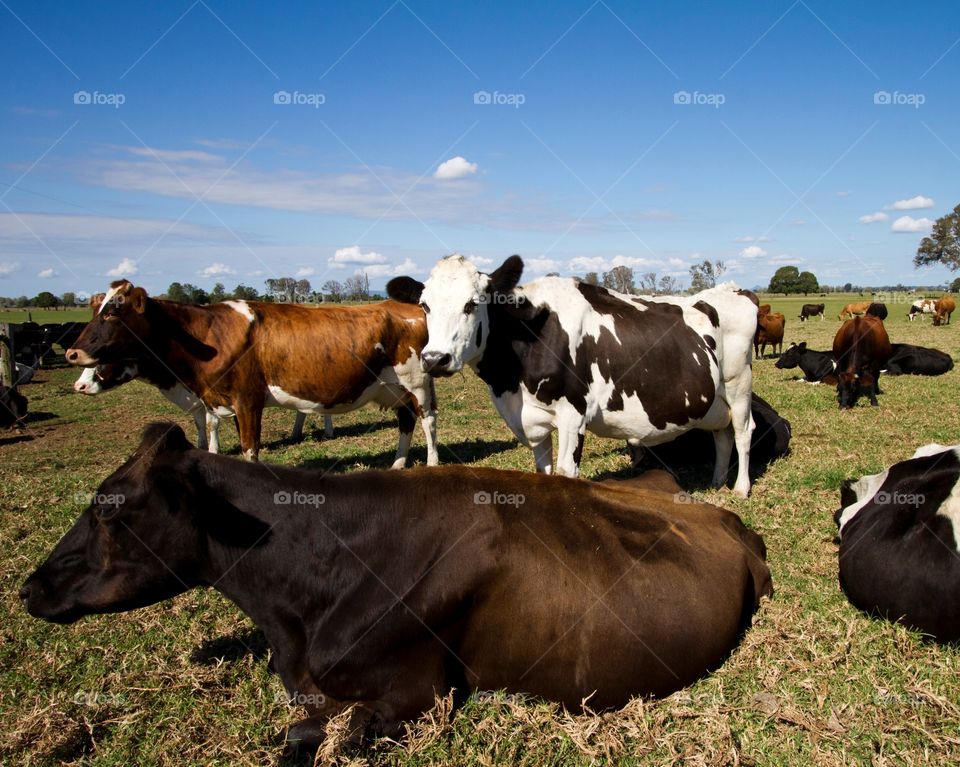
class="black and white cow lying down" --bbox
[22,423,772,749]
[389,256,758,496]
[776,342,953,382]
[835,444,960,642]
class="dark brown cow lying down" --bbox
[21,423,772,751]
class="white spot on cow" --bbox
[224,300,255,323]
[98,285,123,314]
[837,469,890,535]
[911,443,952,460]
[74,367,99,394]
[267,385,325,413]
[522,278,621,363]
[374,343,385,353]
[700,395,708,403]
[937,472,960,552]
[692,352,701,365]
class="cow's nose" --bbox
[421,352,452,374]
[66,349,80,363]
[18,582,33,603]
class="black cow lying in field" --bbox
[885,344,954,376]
[0,385,28,428]
[835,444,960,642]
[21,423,772,751]
[630,394,790,480]
[775,342,837,384]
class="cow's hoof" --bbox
[285,716,326,754]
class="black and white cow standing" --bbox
[835,444,960,642]
[389,255,758,496]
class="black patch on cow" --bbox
[693,301,719,327]
[397,404,416,434]
[704,335,716,351]
[475,282,716,430]
[573,433,585,465]
[475,322,483,349]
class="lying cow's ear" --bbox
[488,255,524,295]
[137,422,194,458]
[798,342,807,351]
[386,276,424,305]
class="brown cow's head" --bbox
[837,371,872,409]
[20,424,203,623]
[65,281,150,367]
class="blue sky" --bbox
[2,0,959,297]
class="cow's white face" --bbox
[419,256,492,375]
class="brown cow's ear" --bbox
[128,287,148,313]
[89,293,106,315]
[386,276,424,304]
[488,255,524,295]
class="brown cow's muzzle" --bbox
[66,348,96,366]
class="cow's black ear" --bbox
[386,276,424,305]
[798,342,807,351]
[488,255,524,294]
[138,422,193,457]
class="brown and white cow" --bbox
[22,422,772,750]
[833,316,892,408]
[907,298,936,321]
[66,281,437,465]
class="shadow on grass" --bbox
[25,411,58,424]
[290,438,520,473]
[190,627,269,665]
[0,433,32,447]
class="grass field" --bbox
[2,292,960,766]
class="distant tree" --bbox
[231,284,259,301]
[689,260,726,292]
[797,271,820,295]
[188,285,209,305]
[769,266,801,295]
[344,273,370,301]
[294,279,312,303]
[322,280,343,303]
[15,295,29,308]
[914,204,960,271]
[166,282,190,303]
[265,277,297,303]
[639,271,658,293]
[583,272,599,286]
[602,265,636,294]
[658,275,680,295]
[843,282,853,293]
[209,283,226,303]
[61,291,76,307]
[34,291,59,308]
[951,277,960,293]
[545,272,560,277]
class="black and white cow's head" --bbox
[388,255,524,375]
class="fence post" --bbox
[0,323,14,389]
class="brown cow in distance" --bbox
[22,423,772,751]
[754,312,785,359]
[833,316,891,408]
[838,301,872,321]
[65,281,437,465]
[933,296,956,326]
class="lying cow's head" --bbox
[20,424,203,623]
[74,362,140,395]
[774,342,806,370]
[65,281,150,367]
[387,255,524,375]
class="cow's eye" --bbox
[419,302,430,315]
[464,300,478,315]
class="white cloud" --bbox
[889,195,933,210]
[790,218,807,225]
[465,255,495,269]
[295,266,316,278]
[734,235,772,243]
[122,146,221,164]
[739,245,767,259]
[200,262,236,278]
[526,258,561,273]
[38,267,56,278]
[859,211,887,224]
[329,246,388,267]
[769,254,801,265]
[836,190,853,198]
[434,156,478,180]
[0,261,20,277]
[0,212,231,242]
[891,215,934,233]
[566,254,666,274]
[106,258,139,278]
[363,258,420,278]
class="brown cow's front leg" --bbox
[235,402,263,461]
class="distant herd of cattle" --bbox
[9,257,960,752]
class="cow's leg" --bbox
[531,437,553,474]
[727,373,755,497]
[324,414,334,439]
[712,426,734,489]
[193,408,208,451]
[555,406,586,477]
[392,404,416,469]
[236,404,263,461]
[206,411,221,454]
[291,412,307,442]
[417,377,438,466]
